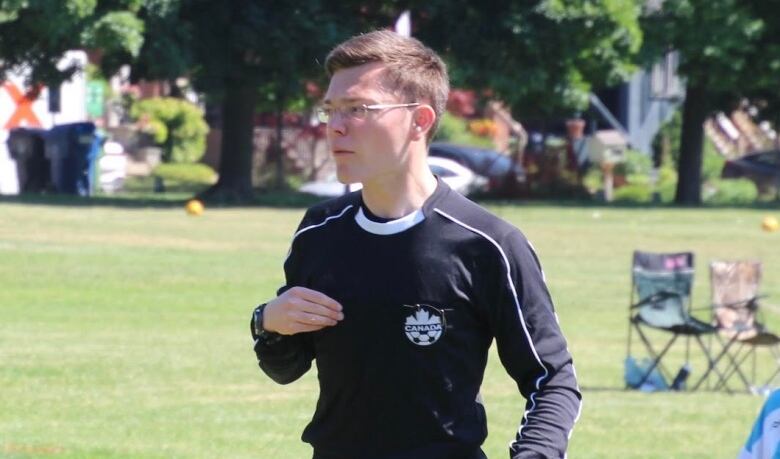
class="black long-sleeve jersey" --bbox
[252,179,581,459]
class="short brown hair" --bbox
[325,30,449,141]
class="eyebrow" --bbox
[321,97,373,106]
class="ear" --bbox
[411,105,436,141]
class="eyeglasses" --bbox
[316,102,420,124]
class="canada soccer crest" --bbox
[403,304,445,346]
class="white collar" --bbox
[354,206,425,235]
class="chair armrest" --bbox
[713,295,767,311]
[631,290,683,309]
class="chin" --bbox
[335,168,361,185]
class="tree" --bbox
[0,0,145,86]
[417,0,643,119]
[409,0,641,194]
[641,0,780,204]
[169,0,379,201]
[136,2,643,201]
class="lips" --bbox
[332,149,354,155]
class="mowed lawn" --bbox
[2,198,779,459]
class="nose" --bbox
[328,113,347,137]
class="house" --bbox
[591,51,683,156]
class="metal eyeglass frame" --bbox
[316,102,420,124]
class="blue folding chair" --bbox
[626,251,726,391]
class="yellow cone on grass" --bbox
[185,199,204,216]
[762,216,779,232]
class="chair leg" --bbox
[633,324,678,388]
[691,334,739,393]
[712,343,752,392]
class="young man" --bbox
[251,30,581,459]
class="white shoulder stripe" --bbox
[433,208,549,439]
[285,204,354,261]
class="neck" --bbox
[361,154,437,219]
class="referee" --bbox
[251,30,581,459]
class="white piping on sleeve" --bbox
[284,204,354,262]
[433,208,549,439]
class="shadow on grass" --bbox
[579,385,634,393]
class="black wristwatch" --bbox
[251,304,282,344]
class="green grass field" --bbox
[2,196,779,458]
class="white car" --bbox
[299,156,486,197]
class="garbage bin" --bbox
[45,122,102,196]
[7,127,50,192]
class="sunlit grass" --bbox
[1,199,778,458]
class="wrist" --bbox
[252,304,281,343]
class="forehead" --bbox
[323,62,395,104]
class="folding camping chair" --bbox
[627,251,724,391]
[704,260,780,393]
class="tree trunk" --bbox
[202,84,257,202]
[674,84,709,205]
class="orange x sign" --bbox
[3,81,42,129]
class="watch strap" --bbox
[251,304,282,345]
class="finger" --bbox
[295,300,345,321]
[291,287,342,311]
[292,323,330,333]
[290,311,339,327]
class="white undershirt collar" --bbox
[354,206,425,235]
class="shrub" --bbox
[153,163,217,186]
[613,183,652,203]
[615,149,653,177]
[433,112,494,148]
[703,178,758,205]
[701,138,726,182]
[131,97,209,164]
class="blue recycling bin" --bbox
[45,122,103,196]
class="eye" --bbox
[347,105,368,118]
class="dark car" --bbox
[428,142,525,191]
[721,150,780,193]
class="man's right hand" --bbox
[262,286,344,335]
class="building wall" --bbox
[624,70,680,155]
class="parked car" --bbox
[721,150,780,193]
[427,156,487,195]
[299,156,486,198]
[428,142,525,191]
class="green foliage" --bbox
[131,0,192,81]
[641,0,777,97]
[657,166,679,202]
[82,11,144,57]
[584,149,678,203]
[613,183,652,203]
[433,112,495,148]
[153,162,217,185]
[130,97,209,164]
[704,178,758,205]
[420,0,643,117]
[702,138,726,182]
[0,0,147,84]
[654,109,723,183]
[642,1,780,203]
[615,149,653,176]
[652,110,683,164]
